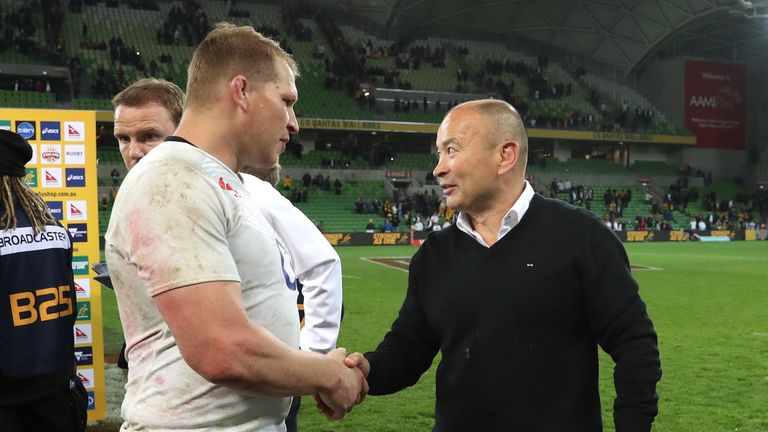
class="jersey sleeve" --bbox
[106,163,241,296]
[243,174,343,353]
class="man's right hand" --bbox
[315,348,369,420]
[344,352,370,377]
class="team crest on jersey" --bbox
[218,177,241,197]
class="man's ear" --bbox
[229,75,249,111]
[498,140,519,176]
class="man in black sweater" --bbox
[346,99,661,431]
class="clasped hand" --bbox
[314,348,370,420]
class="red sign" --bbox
[684,59,746,149]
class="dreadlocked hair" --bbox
[0,176,56,234]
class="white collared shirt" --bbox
[456,181,535,247]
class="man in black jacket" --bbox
[346,99,661,431]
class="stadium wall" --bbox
[552,141,571,161]
[629,144,682,166]
[638,56,685,129]
[278,168,687,191]
[638,56,749,178]
[682,147,748,178]
[97,229,759,249]
[324,229,756,246]
[746,67,768,158]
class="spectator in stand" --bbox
[382,219,393,233]
[334,178,342,195]
[283,174,293,190]
[111,167,121,185]
[428,213,439,230]
[697,219,707,231]
[391,212,400,230]
[412,216,424,231]
[365,219,375,233]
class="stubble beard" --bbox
[243,162,282,186]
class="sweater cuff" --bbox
[614,412,654,432]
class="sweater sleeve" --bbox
[582,219,662,432]
[364,251,440,395]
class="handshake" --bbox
[313,348,370,420]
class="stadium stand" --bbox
[0,89,55,108]
[0,0,686,135]
[530,158,627,175]
[0,1,765,235]
[580,73,676,134]
[277,180,391,233]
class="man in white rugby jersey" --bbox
[107,24,351,431]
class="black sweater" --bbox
[365,194,661,432]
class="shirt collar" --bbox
[456,181,535,247]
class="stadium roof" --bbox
[335,0,768,73]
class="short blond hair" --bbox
[185,22,298,110]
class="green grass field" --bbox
[99,241,768,431]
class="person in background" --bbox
[0,130,87,432]
[110,167,121,185]
[382,218,393,233]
